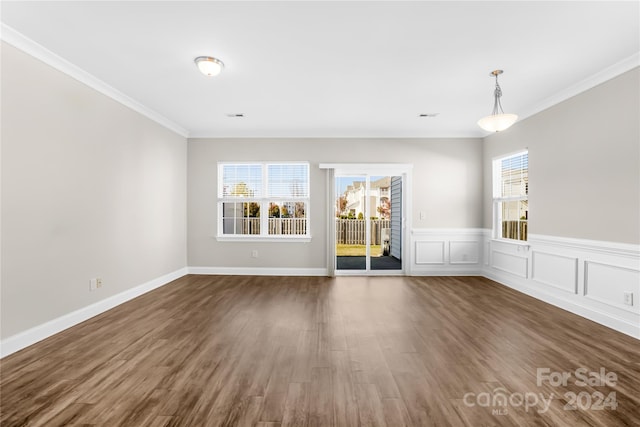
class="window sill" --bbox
[215,235,312,243]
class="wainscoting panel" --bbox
[450,241,480,264]
[532,251,578,294]
[585,261,640,314]
[484,233,640,339]
[491,250,529,278]
[415,241,445,265]
[411,229,484,275]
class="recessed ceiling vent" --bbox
[226,113,245,118]
[418,113,439,118]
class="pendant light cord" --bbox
[492,74,505,116]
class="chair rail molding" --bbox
[483,232,640,339]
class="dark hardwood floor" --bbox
[1,275,639,426]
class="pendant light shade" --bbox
[194,56,224,77]
[477,113,518,132]
[478,70,518,132]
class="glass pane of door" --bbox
[335,175,366,270]
[335,174,403,273]
[370,176,402,271]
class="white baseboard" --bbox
[3,231,637,358]
[410,268,481,276]
[188,266,328,276]
[485,269,640,340]
[484,233,640,340]
[0,267,188,358]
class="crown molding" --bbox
[517,52,640,123]
[1,23,189,138]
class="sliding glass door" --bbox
[334,173,403,274]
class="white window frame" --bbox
[492,150,528,242]
[216,161,311,242]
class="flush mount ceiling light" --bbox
[194,56,224,77]
[477,70,518,132]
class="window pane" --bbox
[500,200,528,241]
[501,153,528,198]
[268,201,307,235]
[494,151,528,241]
[267,164,309,198]
[222,164,262,198]
[222,202,260,235]
[218,162,310,238]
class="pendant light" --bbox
[194,56,224,77]
[477,70,518,132]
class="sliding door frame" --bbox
[320,163,413,276]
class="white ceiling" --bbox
[1,1,638,138]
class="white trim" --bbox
[531,250,579,294]
[0,268,188,358]
[215,236,312,243]
[514,54,640,128]
[491,250,529,278]
[0,24,189,138]
[334,269,404,277]
[415,241,446,265]
[411,228,484,275]
[188,131,484,139]
[3,231,636,358]
[188,266,328,276]
[529,234,639,258]
[319,163,413,174]
[326,168,336,277]
[583,260,640,314]
[491,238,530,248]
[483,232,640,340]
[485,269,640,340]
[410,270,481,277]
[449,240,481,265]
[217,162,311,239]
[492,151,528,241]
[411,228,487,236]
[328,164,412,276]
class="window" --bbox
[218,162,310,239]
[493,151,528,241]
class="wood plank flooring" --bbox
[1,275,639,426]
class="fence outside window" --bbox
[502,220,527,241]
[236,218,307,235]
[335,219,390,245]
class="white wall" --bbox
[188,138,483,271]
[1,43,188,342]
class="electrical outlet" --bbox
[623,292,633,306]
[90,278,103,291]
[251,250,258,258]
